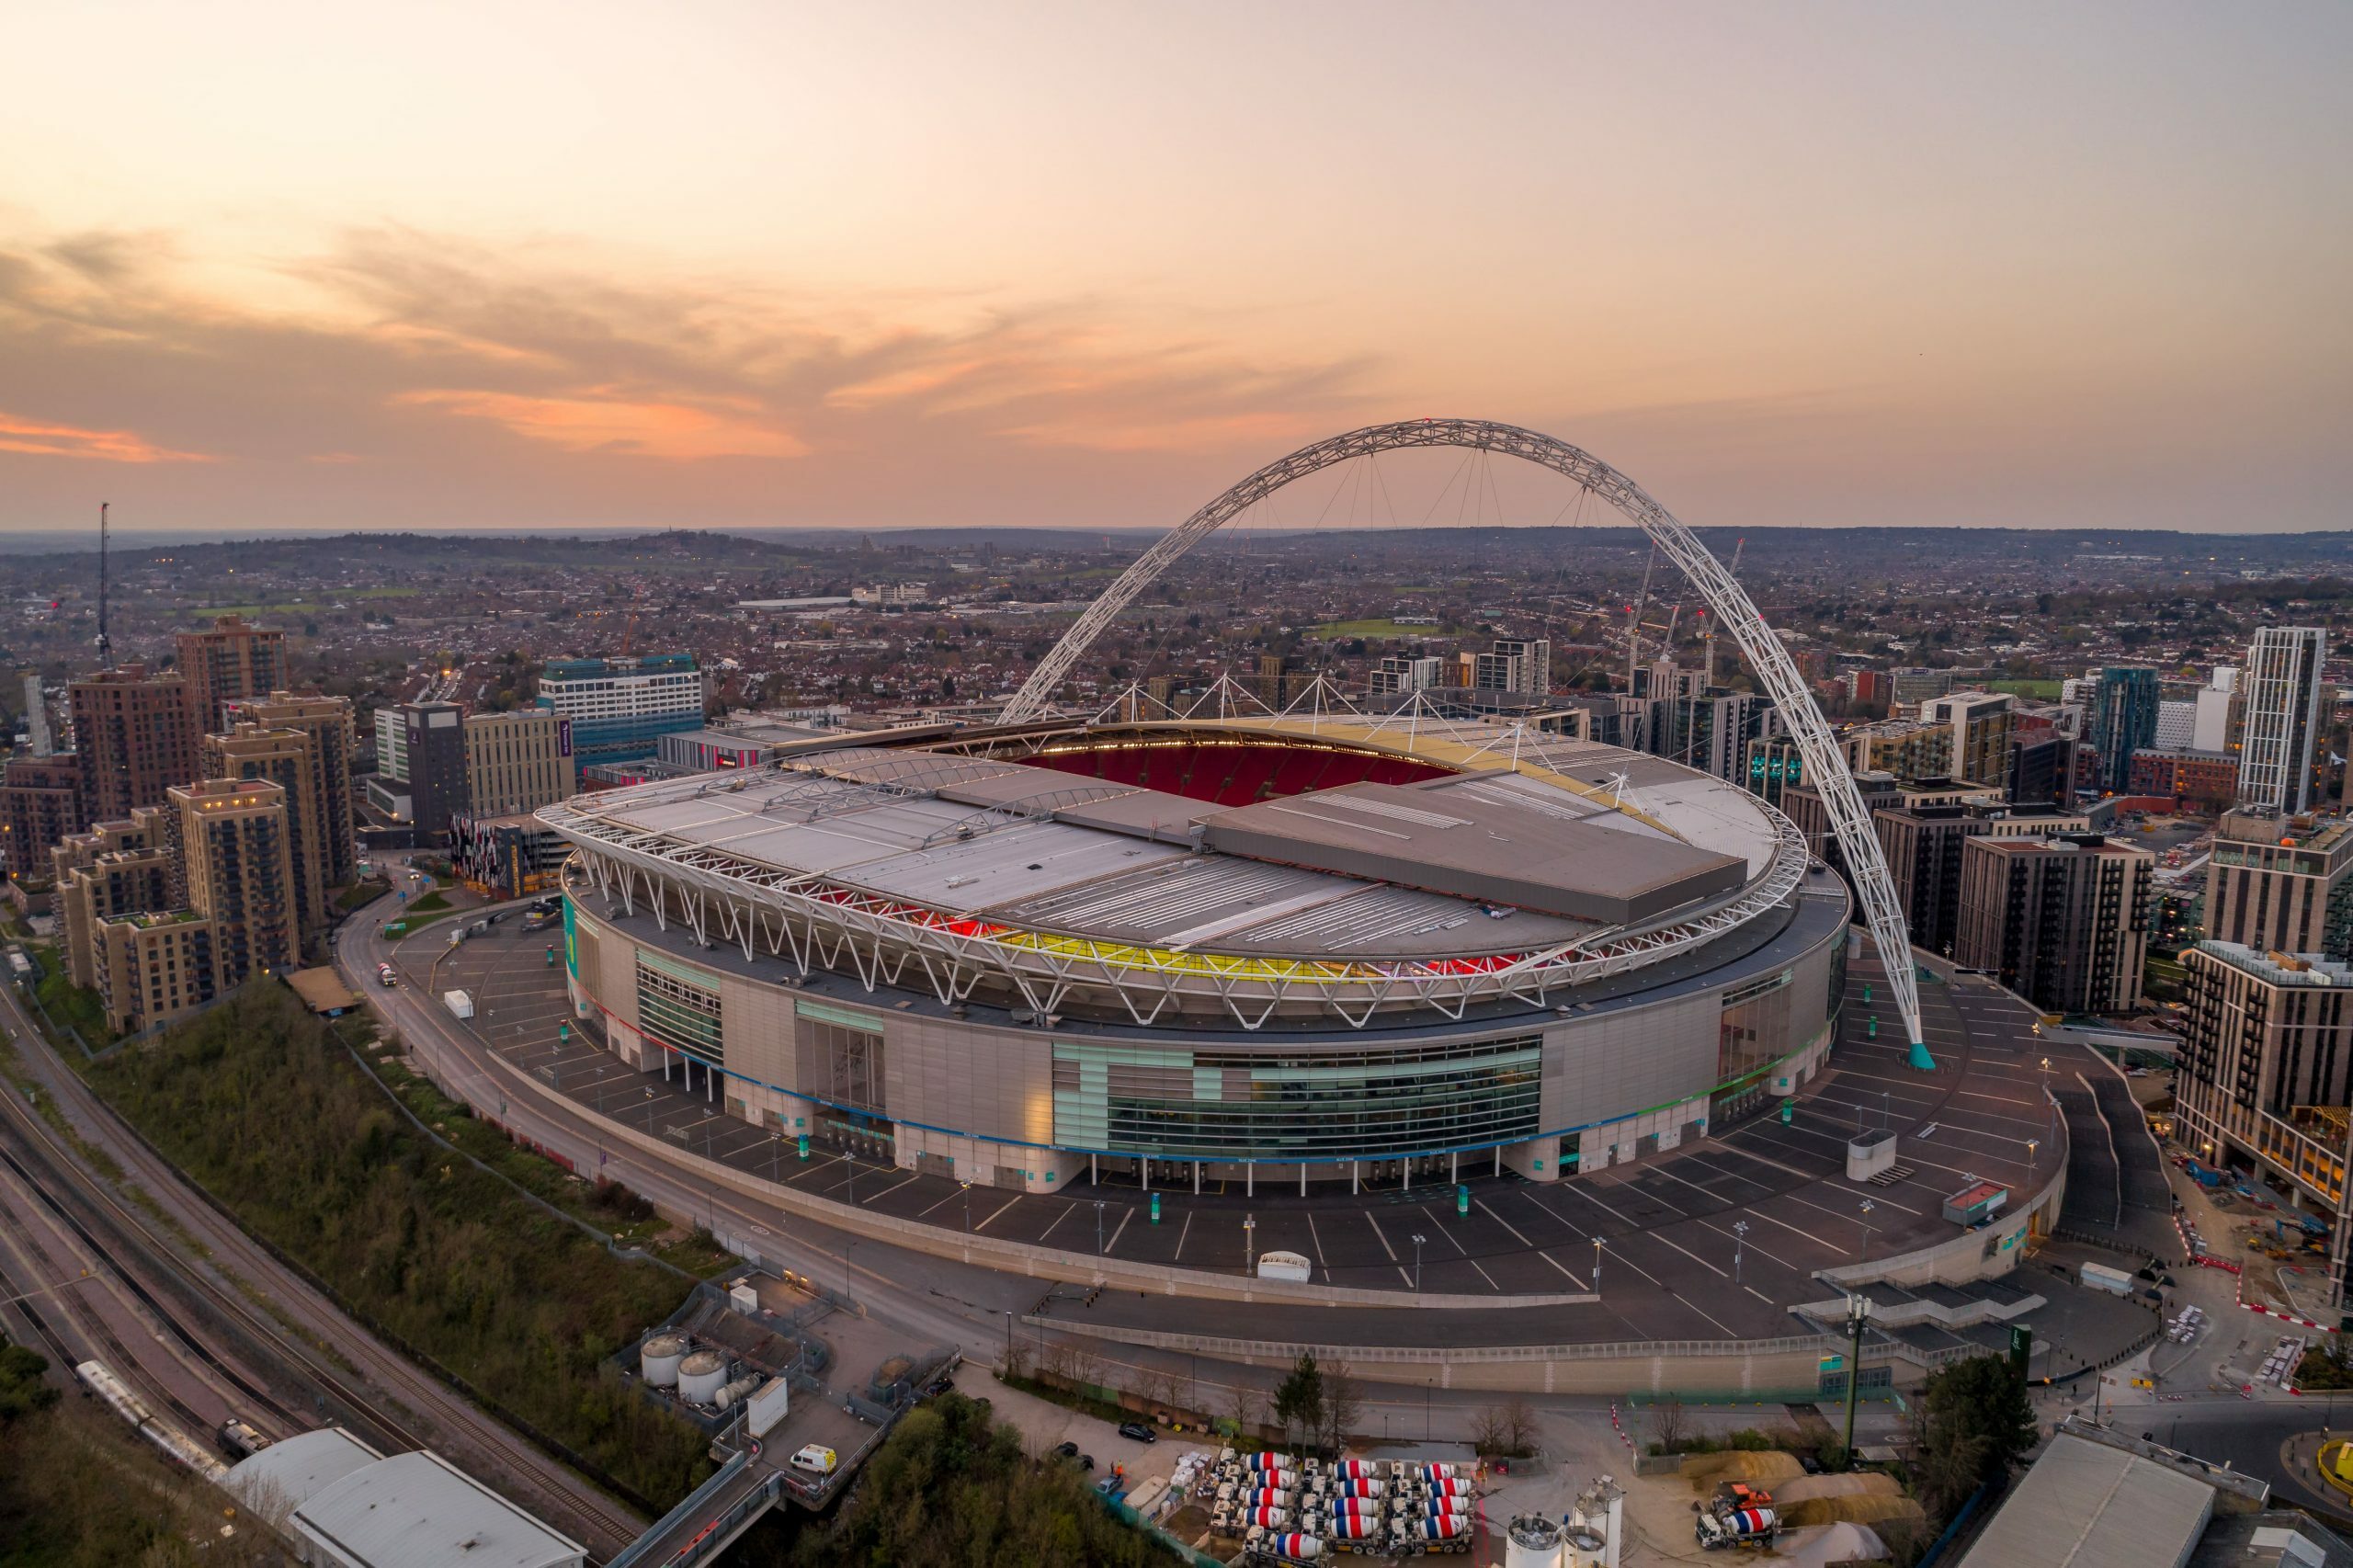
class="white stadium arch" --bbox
[1001,418,1928,1052]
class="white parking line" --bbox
[1364,1211,1400,1262]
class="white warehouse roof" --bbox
[1957,1434,2217,1568]
[226,1429,585,1568]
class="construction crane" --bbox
[95,502,113,670]
[1702,538,1745,687]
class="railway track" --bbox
[0,1019,645,1558]
[0,1133,289,1443]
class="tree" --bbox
[1273,1353,1324,1453]
[1473,1394,1540,1460]
[1225,1381,1267,1444]
[1644,1395,1689,1455]
[1912,1355,2038,1514]
[1319,1363,1363,1459]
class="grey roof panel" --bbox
[1956,1434,2215,1568]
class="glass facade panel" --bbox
[636,959,723,1064]
[1055,1035,1541,1160]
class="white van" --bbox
[790,1444,838,1478]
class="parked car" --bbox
[1052,1441,1079,1460]
[1118,1421,1156,1443]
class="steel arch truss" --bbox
[1000,417,1927,1047]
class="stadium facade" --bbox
[543,716,1851,1194]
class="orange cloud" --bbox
[394,389,808,460]
[0,409,214,463]
[1003,409,1324,453]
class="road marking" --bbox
[1474,1200,1588,1289]
[1363,1211,1399,1262]
[1036,1203,1073,1244]
[1102,1205,1134,1256]
[972,1194,1021,1234]
[1305,1214,1328,1269]
[1173,1210,1194,1262]
[914,1187,962,1219]
[1646,1228,1728,1280]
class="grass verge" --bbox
[81,985,714,1510]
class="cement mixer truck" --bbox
[1389,1513,1473,1554]
[1242,1528,1325,1564]
[1695,1503,1779,1551]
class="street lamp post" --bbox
[767,1133,783,1185]
[1733,1221,1750,1287]
[1840,1292,1872,1467]
[1244,1214,1256,1278]
[1859,1199,1877,1262]
[961,1180,973,1233]
[1411,1233,1427,1293]
[1592,1235,1605,1292]
[1096,1200,1107,1256]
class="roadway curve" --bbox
[0,976,644,1560]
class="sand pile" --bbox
[1770,1472,1901,1504]
[1681,1450,1805,1486]
[1779,1494,1927,1529]
[1773,1521,1893,1567]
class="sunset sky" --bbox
[2,2,2347,533]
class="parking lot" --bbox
[389,910,2084,1343]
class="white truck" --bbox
[1256,1250,1313,1282]
[441,989,474,1021]
[2080,1261,2136,1297]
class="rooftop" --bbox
[2190,940,2353,987]
[230,1435,585,1568]
[544,722,1790,964]
[1954,1432,2219,1568]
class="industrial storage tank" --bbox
[641,1335,687,1387]
[677,1350,729,1404]
[1506,1514,1565,1568]
[713,1374,764,1410]
[1563,1526,1608,1568]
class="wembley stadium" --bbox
[540,713,1854,1195]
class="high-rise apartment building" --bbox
[170,778,296,994]
[1844,718,1953,781]
[1741,735,1805,810]
[223,692,355,889]
[390,700,468,835]
[1472,639,1551,699]
[56,779,295,1034]
[2006,734,2075,807]
[2205,810,2353,963]
[1920,691,2016,787]
[461,709,577,818]
[2154,699,2198,752]
[535,653,703,767]
[2086,667,2160,794]
[52,817,170,990]
[22,673,51,756]
[1954,834,2153,1014]
[70,664,198,823]
[202,724,326,932]
[1890,667,1953,707]
[2193,666,2240,754]
[0,755,85,880]
[2173,942,2353,1294]
[1370,655,1440,697]
[176,614,288,731]
[2238,628,2331,814]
